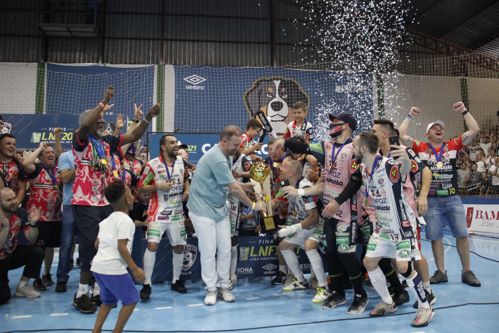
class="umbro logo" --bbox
[184,75,206,86]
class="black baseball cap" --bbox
[329,112,358,131]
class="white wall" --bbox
[0,63,37,114]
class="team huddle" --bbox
[0,87,482,332]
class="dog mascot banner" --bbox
[172,65,374,139]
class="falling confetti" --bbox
[292,0,415,141]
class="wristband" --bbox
[132,119,140,123]
[28,222,38,228]
[143,118,151,125]
[406,114,413,120]
[462,110,469,116]
[298,188,305,197]
[251,201,256,209]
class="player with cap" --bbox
[398,102,481,287]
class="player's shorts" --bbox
[365,235,421,261]
[147,217,187,246]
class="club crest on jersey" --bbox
[389,165,400,183]
[351,160,359,171]
[411,160,418,173]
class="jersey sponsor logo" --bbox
[389,165,400,183]
[351,160,359,171]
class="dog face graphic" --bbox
[244,77,309,135]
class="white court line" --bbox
[50,313,68,317]
[245,297,260,300]
[187,303,203,308]
[12,315,32,319]
[155,306,172,310]
[133,309,140,312]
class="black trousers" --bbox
[0,245,44,305]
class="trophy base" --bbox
[261,215,276,233]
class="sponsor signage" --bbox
[465,204,499,235]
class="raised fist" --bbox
[453,101,467,113]
[409,107,421,117]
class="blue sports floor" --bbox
[2,235,499,333]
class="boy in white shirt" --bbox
[91,181,145,333]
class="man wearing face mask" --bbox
[398,103,481,288]
[71,86,160,314]
[283,113,369,314]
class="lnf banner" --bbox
[148,132,269,163]
[131,233,317,282]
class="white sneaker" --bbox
[16,284,41,299]
[219,288,236,302]
[204,290,217,306]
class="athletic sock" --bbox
[306,249,326,287]
[172,251,184,284]
[143,248,156,285]
[368,267,393,304]
[406,272,430,309]
[76,283,89,298]
[281,249,305,282]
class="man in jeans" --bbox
[399,102,481,287]
[55,150,76,293]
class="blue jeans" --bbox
[424,195,468,241]
[56,205,76,283]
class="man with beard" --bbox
[71,86,160,314]
[283,113,369,314]
[399,103,481,287]
[187,125,266,305]
[138,134,190,300]
[0,133,27,205]
[0,188,43,304]
[22,131,63,291]
[353,132,434,327]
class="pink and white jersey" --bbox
[26,164,62,222]
[71,134,122,207]
[361,156,416,241]
[139,155,185,224]
[323,140,361,223]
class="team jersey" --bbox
[0,208,29,260]
[381,148,426,217]
[284,120,314,142]
[139,155,185,224]
[240,133,256,151]
[322,140,362,223]
[26,163,62,222]
[123,158,143,177]
[286,178,316,226]
[71,133,122,206]
[361,156,416,241]
[412,136,463,197]
[0,159,26,194]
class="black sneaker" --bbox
[171,280,187,294]
[33,278,47,291]
[42,274,53,286]
[413,290,437,309]
[55,282,67,293]
[392,289,410,306]
[347,293,368,315]
[140,284,152,301]
[91,293,101,306]
[73,294,97,314]
[271,271,287,285]
[322,290,346,309]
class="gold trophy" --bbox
[249,161,276,232]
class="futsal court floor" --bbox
[2,235,499,333]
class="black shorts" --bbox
[36,221,62,247]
